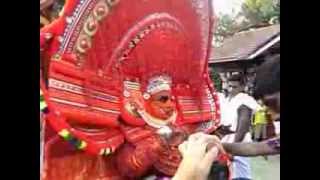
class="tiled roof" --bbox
[209,24,280,63]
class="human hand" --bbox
[128,91,145,111]
[117,136,164,177]
[172,132,222,180]
[218,125,235,135]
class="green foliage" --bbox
[213,14,242,47]
[213,0,280,46]
[209,68,222,92]
[241,0,280,25]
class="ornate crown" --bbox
[146,75,172,95]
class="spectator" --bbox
[173,54,280,180]
[222,54,280,157]
[219,74,261,180]
[253,100,268,142]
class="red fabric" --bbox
[43,0,219,134]
[116,135,165,178]
[41,0,223,179]
[119,95,146,126]
[116,124,198,177]
[40,33,46,50]
[44,147,124,180]
[154,145,182,176]
[42,117,222,179]
[43,124,125,180]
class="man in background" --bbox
[172,54,280,180]
[253,100,268,142]
[219,74,261,180]
[223,54,280,156]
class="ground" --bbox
[251,155,280,180]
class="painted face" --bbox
[145,90,176,120]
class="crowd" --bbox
[173,54,280,180]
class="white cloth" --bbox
[218,93,261,143]
[274,121,280,135]
[232,156,252,179]
[218,92,261,179]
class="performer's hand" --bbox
[172,132,220,180]
[129,91,145,111]
[116,135,164,178]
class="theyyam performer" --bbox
[40,0,229,179]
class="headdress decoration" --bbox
[143,75,172,99]
[40,0,221,155]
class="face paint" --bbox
[145,90,176,120]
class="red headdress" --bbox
[41,0,220,156]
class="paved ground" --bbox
[250,155,280,180]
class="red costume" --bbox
[40,0,225,179]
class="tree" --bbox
[212,0,280,47]
[213,14,239,47]
[241,0,280,25]
[213,13,253,47]
[209,68,222,92]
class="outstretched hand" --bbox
[173,132,225,180]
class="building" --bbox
[209,24,280,94]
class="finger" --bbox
[196,141,210,155]
[188,132,205,142]
[201,134,220,143]
[184,139,208,156]
[189,137,208,151]
[207,142,226,155]
[186,134,213,155]
[178,141,188,156]
[202,146,219,168]
[193,133,220,146]
[197,134,226,154]
[190,132,215,144]
[204,137,227,154]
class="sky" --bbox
[213,0,245,17]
